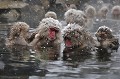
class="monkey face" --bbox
[7,22,30,46]
[48,27,59,41]
[113,8,120,15]
[96,31,108,40]
[95,26,113,41]
[63,29,83,48]
[30,26,61,47]
[29,18,63,48]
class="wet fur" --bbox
[62,24,95,60]
[45,11,57,19]
[6,22,29,46]
[5,22,30,61]
[95,26,119,52]
[97,6,108,19]
[85,5,96,19]
[64,9,87,27]
[30,18,63,60]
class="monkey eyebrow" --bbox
[49,27,59,32]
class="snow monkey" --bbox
[95,26,119,52]
[62,24,95,61]
[45,11,57,19]
[29,18,63,60]
[111,5,120,19]
[6,22,31,61]
[64,9,87,27]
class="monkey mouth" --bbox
[64,37,72,47]
[48,28,58,40]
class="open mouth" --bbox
[48,28,59,40]
[64,37,72,47]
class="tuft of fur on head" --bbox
[30,18,63,46]
[85,5,96,19]
[111,5,120,19]
[97,26,112,32]
[45,11,57,19]
[97,6,108,19]
[64,9,87,27]
[62,23,95,48]
[6,22,29,46]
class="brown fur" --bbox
[97,6,108,19]
[5,22,31,61]
[29,18,63,60]
[45,11,57,19]
[62,24,95,60]
[85,5,96,19]
[6,22,29,46]
[64,9,87,27]
[95,26,119,51]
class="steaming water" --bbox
[0,19,120,79]
[0,0,120,78]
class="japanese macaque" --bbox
[111,5,120,19]
[45,11,57,19]
[85,5,96,19]
[64,9,87,27]
[95,26,119,52]
[84,5,97,30]
[97,6,108,19]
[6,22,29,46]
[5,22,31,61]
[62,24,95,61]
[29,18,63,60]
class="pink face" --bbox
[64,30,81,48]
[48,28,59,40]
[65,38,72,47]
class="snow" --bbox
[38,18,62,29]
